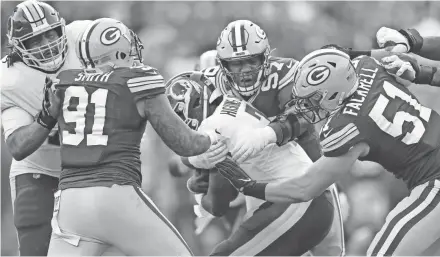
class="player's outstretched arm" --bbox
[224,142,369,204]
[376,27,440,61]
[381,53,440,87]
[263,143,366,203]
[137,94,218,157]
[2,80,61,161]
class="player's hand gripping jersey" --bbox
[55,65,165,189]
[1,20,92,177]
[321,55,440,189]
[202,56,322,161]
[198,95,313,211]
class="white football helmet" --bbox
[291,48,359,123]
[76,18,143,69]
[7,0,67,72]
[216,20,271,96]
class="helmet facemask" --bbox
[291,91,332,124]
[129,29,144,64]
[10,20,67,72]
[219,49,269,96]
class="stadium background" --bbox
[1,1,440,255]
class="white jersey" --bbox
[1,20,92,178]
[198,96,313,211]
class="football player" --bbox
[44,18,223,256]
[192,49,247,236]
[221,48,440,256]
[0,1,94,255]
[166,72,344,256]
[195,19,322,163]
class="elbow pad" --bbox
[399,28,424,53]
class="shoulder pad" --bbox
[266,57,298,90]
[319,110,366,157]
[201,65,231,94]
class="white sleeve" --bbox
[1,107,34,139]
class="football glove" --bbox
[215,156,256,193]
[187,139,229,169]
[381,54,417,81]
[376,27,410,53]
[230,126,276,163]
[382,53,437,84]
[37,77,59,130]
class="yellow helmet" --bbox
[216,20,271,96]
[291,48,359,123]
[76,18,143,69]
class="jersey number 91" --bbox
[62,86,109,146]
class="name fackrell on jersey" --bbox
[343,67,378,117]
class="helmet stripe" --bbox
[26,1,43,27]
[231,24,238,52]
[240,23,247,51]
[80,20,100,68]
[234,21,242,52]
[31,2,47,27]
[18,2,37,29]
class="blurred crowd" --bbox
[2,1,440,256]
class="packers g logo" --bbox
[306,66,331,86]
[255,26,266,40]
[100,27,121,46]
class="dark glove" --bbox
[36,77,57,130]
[215,157,268,200]
[215,156,255,192]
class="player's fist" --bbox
[376,27,410,53]
[381,54,417,81]
[44,77,62,118]
[231,126,276,163]
[37,77,61,130]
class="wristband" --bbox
[431,67,440,87]
[269,114,300,146]
[399,29,424,53]
[415,65,436,85]
[242,182,268,201]
[36,110,57,130]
